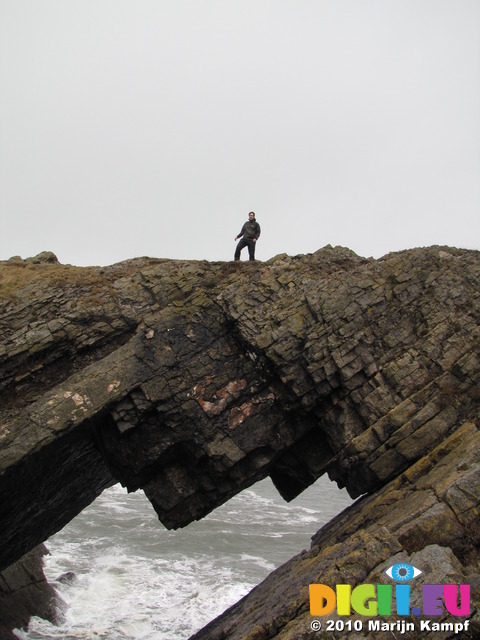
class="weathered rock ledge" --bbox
[0,245,479,638]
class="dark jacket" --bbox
[238,218,261,240]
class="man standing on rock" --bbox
[234,211,261,261]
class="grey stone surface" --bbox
[0,245,479,638]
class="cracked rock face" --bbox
[1,245,479,638]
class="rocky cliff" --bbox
[0,246,479,638]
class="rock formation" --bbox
[0,245,479,638]
[0,545,61,640]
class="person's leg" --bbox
[234,238,247,260]
[247,239,255,261]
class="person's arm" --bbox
[234,223,246,241]
[254,222,261,241]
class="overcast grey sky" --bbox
[1,1,479,267]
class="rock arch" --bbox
[1,246,479,637]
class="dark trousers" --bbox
[234,238,256,261]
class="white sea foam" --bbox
[239,554,276,572]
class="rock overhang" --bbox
[1,245,479,585]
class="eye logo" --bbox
[385,563,422,582]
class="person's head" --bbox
[248,211,255,220]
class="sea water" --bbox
[14,476,352,640]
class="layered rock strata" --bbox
[0,245,479,638]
